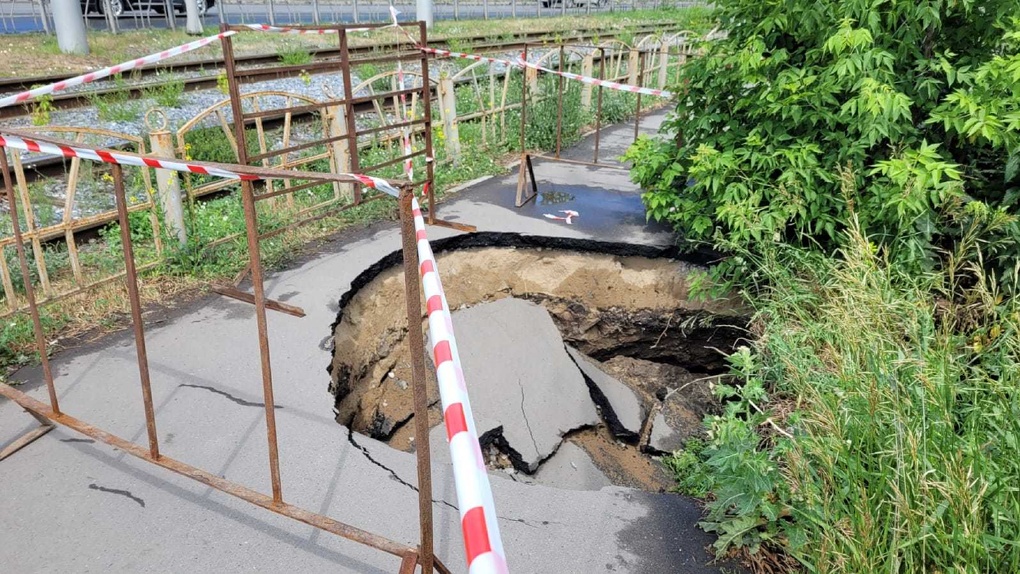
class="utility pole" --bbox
[416,0,433,28]
[52,0,89,54]
[184,0,202,34]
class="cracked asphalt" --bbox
[0,111,740,573]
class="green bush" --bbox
[668,220,1020,571]
[625,0,1020,284]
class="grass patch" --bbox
[664,219,1020,572]
[276,47,313,66]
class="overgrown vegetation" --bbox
[627,0,1020,288]
[628,1,1020,572]
[669,220,1020,572]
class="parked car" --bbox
[81,0,216,17]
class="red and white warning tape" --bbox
[0,31,237,110]
[420,46,516,67]
[411,198,509,574]
[239,23,374,34]
[0,132,401,197]
[516,58,674,98]
[543,210,579,224]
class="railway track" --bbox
[0,23,671,120]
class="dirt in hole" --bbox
[328,238,747,491]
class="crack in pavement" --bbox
[346,428,458,512]
[179,383,283,409]
[88,483,146,508]
[518,378,541,461]
[347,429,557,529]
[60,438,95,444]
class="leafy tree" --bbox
[626,0,1020,279]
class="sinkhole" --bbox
[327,233,748,492]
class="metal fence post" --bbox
[37,0,52,34]
[398,185,435,574]
[103,0,119,33]
[437,75,462,164]
[162,0,175,30]
[112,163,161,461]
[0,151,61,415]
[147,114,188,247]
[267,0,276,25]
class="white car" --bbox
[80,0,216,17]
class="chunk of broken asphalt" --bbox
[565,346,646,442]
[438,297,599,472]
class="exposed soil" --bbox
[568,426,674,492]
[327,233,747,491]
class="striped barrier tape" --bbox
[239,23,374,34]
[516,57,674,98]
[0,132,401,197]
[543,210,579,224]
[410,198,509,574]
[420,46,516,67]
[387,20,674,99]
[0,31,237,110]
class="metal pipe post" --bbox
[398,186,435,574]
[634,51,645,144]
[0,151,60,414]
[111,164,160,460]
[555,45,564,159]
[418,22,437,221]
[338,29,363,203]
[221,27,284,504]
[594,48,605,163]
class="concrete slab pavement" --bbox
[0,110,736,573]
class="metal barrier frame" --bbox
[514,42,681,207]
[0,130,451,573]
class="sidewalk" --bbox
[0,110,730,574]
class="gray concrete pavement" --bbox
[0,111,733,573]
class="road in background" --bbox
[1,0,685,34]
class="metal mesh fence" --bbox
[2,0,700,33]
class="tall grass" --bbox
[669,219,1020,572]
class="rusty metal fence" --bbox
[514,37,697,206]
[0,21,467,573]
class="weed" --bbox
[276,47,313,66]
[143,75,187,108]
[216,69,229,95]
[86,78,142,123]
[27,90,54,126]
